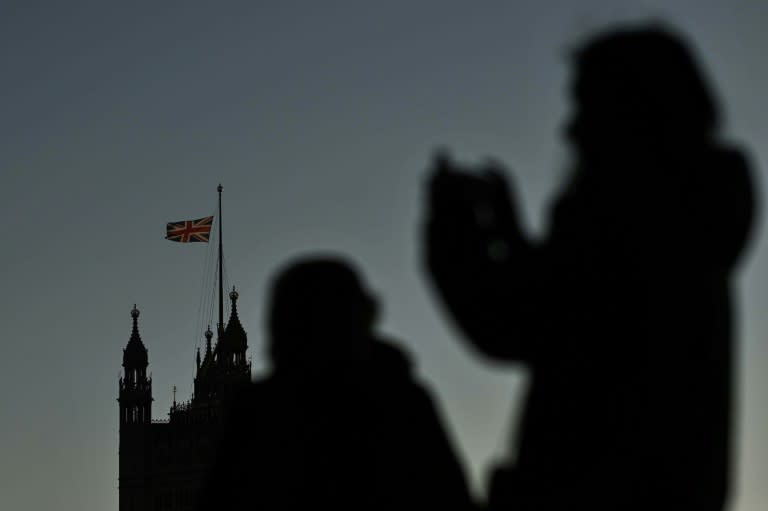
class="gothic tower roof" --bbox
[221,287,247,352]
[123,305,148,369]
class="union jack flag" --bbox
[165,216,214,243]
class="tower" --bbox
[217,287,250,381]
[119,305,152,425]
[193,287,251,404]
[118,305,153,510]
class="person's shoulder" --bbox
[701,144,752,179]
[695,143,755,207]
[227,376,284,409]
[368,338,444,411]
[713,143,749,163]
[692,143,756,267]
[370,338,415,378]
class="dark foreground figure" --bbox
[425,25,755,511]
[199,257,473,510]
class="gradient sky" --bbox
[1,2,766,510]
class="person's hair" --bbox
[266,255,377,370]
[569,23,720,149]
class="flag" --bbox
[165,216,214,243]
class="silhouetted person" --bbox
[199,256,473,510]
[424,24,755,511]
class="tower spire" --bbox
[119,305,152,427]
[130,304,140,343]
[220,285,248,369]
[205,325,213,357]
[123,305,148,371]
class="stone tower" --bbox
[117,290,252,510]
[118,305,153,510]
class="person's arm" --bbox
[423,158,553,363]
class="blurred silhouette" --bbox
[198,256,474,510]
[424,24,755,511]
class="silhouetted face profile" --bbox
[566,26,720,168]
[266,257,378,371]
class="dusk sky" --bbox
[1,2,766,510]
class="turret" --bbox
[118,305,152,426]
[217,286,248,368]
[193,288,251,403]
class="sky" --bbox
[1,1,767,510]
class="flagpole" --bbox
[217,183,224,338]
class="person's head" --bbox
[566,24,720,166]
[266,255,379,371]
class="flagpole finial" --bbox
[217,183,223,193]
